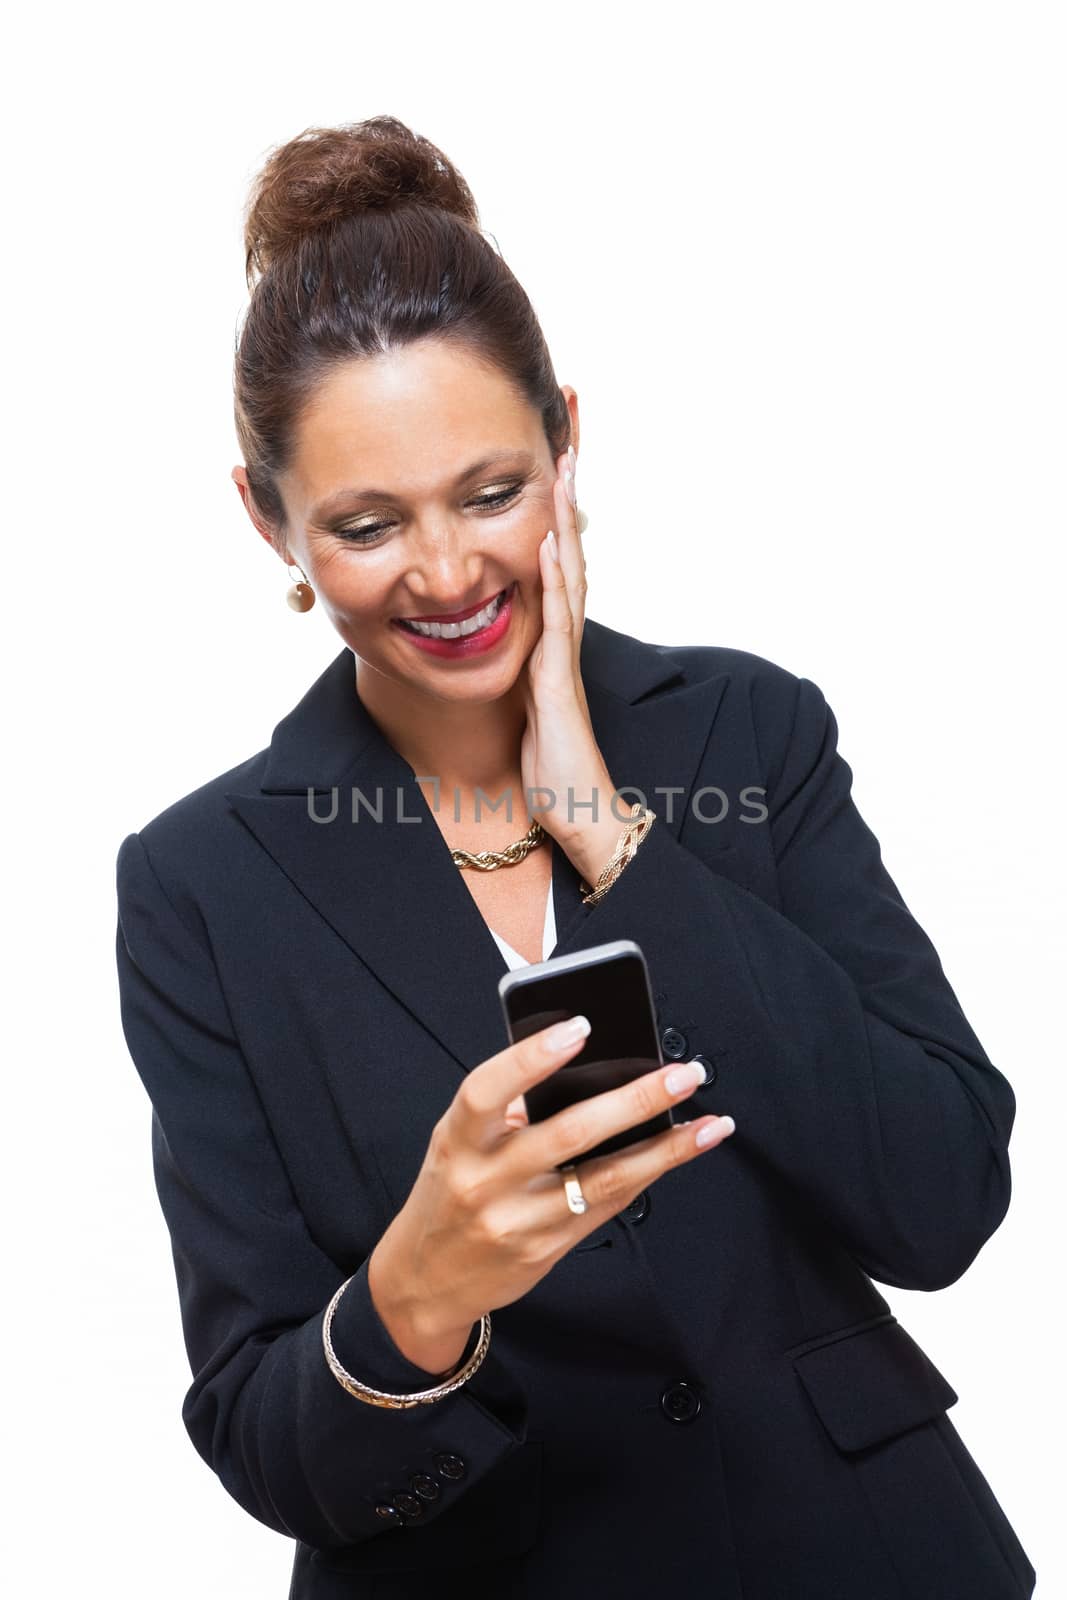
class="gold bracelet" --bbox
[579,803,657,906]
[322,1276,492,1409]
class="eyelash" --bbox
[334,483,524,545]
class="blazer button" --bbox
[660,1027,688,1060]
[690,1052,717,1087]
[622,1189,651,1223]
[660,1381,702,1424]
[392,1491,424,1520]
[374,1502,403,1526]
[410,1472,441,1502]
[432,1451,467,1481]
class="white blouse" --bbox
[487,878,558,970]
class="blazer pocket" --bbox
[790,1315,959,1454]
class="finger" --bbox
[552,454,587,678]
[559,1110,737,1221]
[511,1106,737,1248]
[503,1092,529,1128]
[553,451,587,638]
[560,448,586,561]
[517,1055,726,1175]
[454,1014,592,1146]
[536,526,577,699]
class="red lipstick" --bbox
[391,583,516,660]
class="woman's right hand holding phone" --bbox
[367,1017,735,1375]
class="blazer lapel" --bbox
[225,618,729,1075]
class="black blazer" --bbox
[114,617,1036,1600]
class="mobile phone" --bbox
[498,939,673,1170]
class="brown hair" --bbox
[234,115,572,543]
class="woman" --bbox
[114,116,1036,1599]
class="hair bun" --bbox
[243,115,479,281]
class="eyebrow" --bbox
[309,449,538,520]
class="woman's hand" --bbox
[367,1016,736,1374]
[519,449,626,884]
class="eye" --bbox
[334,481,524,545]
[471,482,524,511]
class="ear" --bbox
[232,465,285,557]
[560,385,580,457]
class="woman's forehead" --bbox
[285,347,544,512]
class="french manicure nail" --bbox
[666,1061,706,1094]
[564,470,576,507]
[546,1015,590,1051]
[696,1115,735,1146]
[546,529,560,563]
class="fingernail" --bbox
[666,1060,707,1094]
[546,529,560,563]
[545,1015,590,1051]
[696,1115,735,1146]
[564,470,576,507]
[568,444,576,472]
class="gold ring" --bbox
[560,1162,588,1215]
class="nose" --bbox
[402,522,492,612]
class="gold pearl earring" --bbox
[286,561,315,613]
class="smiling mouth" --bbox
[392,583,513,637]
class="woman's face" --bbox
[252,338,578,707]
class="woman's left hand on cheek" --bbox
[520,449,621,873]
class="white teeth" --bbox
[405,588,506,639]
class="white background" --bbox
[4,2,1062,1594]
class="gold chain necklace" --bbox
[450,819,547,872]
